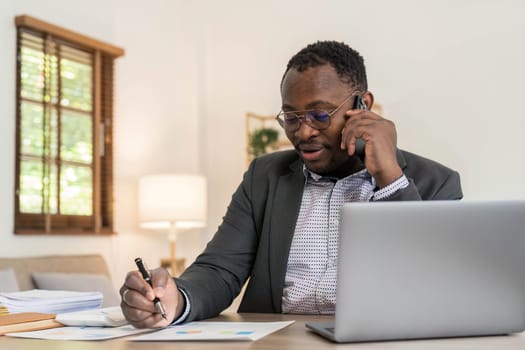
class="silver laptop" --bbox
[306,200,525,342]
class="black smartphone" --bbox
[352,96,366,160]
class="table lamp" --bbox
[138,174,207,276]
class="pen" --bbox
[134,257,168,320]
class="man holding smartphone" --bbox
[120,40,463,327]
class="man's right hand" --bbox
[120,267,184,328]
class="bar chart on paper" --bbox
[129,321,295,341]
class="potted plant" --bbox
[248,127,280,157]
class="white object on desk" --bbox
[129,321,295,341]
[56,306,128,327]
[0,289,103,314]
[5,324,151,340]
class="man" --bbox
[120,41,462,328]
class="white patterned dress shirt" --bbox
[281,168,408,314]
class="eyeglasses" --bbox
[275,91,362,132]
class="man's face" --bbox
[281,64,359,177]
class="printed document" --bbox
[6,324,151,340]
[129,321,295,341]
[6,320,294,341]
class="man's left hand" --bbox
[341,109,403,188]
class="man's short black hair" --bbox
[282,40,368,91]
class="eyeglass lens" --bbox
[282,110,330,131]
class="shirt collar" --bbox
[302,164,374,185]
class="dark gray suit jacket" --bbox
[175,149,462,321]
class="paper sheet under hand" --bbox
[6,324,152,340]
[128,321,295,342]
[56,306,128,327]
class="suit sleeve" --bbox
[174,162,259,322]
[380,155,463,201]
[381,171,462,201]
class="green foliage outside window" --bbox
[18,38,93,216]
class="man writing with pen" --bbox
[120,40,462,327]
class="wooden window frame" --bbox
[14,15,124,235]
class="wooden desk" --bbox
[1,313,524,349]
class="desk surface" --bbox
[1,313,524,349]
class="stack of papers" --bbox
[0,290,103,314]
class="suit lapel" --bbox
[268,159,304,311]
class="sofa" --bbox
[0,254,120,307]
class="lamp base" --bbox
[160,257,186,277]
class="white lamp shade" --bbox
[139,174,207,230]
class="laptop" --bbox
[306,200,525,342]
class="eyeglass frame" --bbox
[275,90,363,132]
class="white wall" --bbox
[0,0,127,283]
[0,0,203,289]
[193,0,525,244]
[1,0,524,292]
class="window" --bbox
[14,15,124,234]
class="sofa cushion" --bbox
[32,272,120,307]
[0,255,111,290]
[0,269,20,292]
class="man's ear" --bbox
[363,91,374,110]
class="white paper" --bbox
[0,289,103,314]
[6,324,151,340]
[129,321,295,341]
[56,306,128,327]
